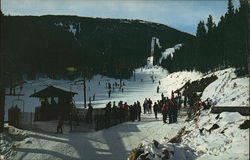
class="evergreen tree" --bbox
[161,0,248,74]
[196,21,206,39]
[206,15,216,34]
[227,0,234,16]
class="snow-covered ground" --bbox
[1,56,249,160]
[201,68,249,106]
[1,114,188,160]
[132,68,249,160]
[4,65,169,120]
[183,111,249,160]
[159,44,182,64]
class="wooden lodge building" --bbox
[30,86,77,121]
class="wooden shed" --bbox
[30,86,77,121]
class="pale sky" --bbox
[1,0,239,35]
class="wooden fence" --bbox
[211,106,250,116]
[8,107,131,132]
[8,107,35,128]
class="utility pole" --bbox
[133,70,136,81]
[74,22,87,108]
[83,71,87,108]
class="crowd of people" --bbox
[56,72,214,133]
[106,81,125,98]
[104,100,142,127]
[57,92,212,133]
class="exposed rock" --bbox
[239,120,250,129]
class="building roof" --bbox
[30,86,77,98]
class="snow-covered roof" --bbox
[30,85,77,98]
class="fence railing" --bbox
[211,106,250,116]
[8,107,131,133]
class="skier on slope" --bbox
[108,90,111,98]
[157,86,160,93]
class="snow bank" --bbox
[128,110,249,160]
[0,125,28,160]
[201,68,249,106]
[130,140,196,160]
[182,111,249,159]
[160,70,203,98]
[128,67,249,160]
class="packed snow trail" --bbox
[11,114,185,160]
[5,66,169,120]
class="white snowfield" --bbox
[135,68,249,160]
[183,111,249,160]
[159,44,182,64]
[201,68,249,106]
[1,63,249,160]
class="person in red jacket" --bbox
[161,101,169,123]
[57,115,64,134]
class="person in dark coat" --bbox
[171,90,174,100]
[172,98,178,123]
[133,102,138,121]
[136,101,142,121]
[118,101,124,123]
[112,101,118,120]
[143,98,147,114]
[129,105,134,121]
[105,102,112,127]
[153,102,159,119]
[168,98,174,124]
[148,98,152,113]
[108,90,111,98]
[86,103,93,123]
[184,96,187,107]
[161,93,164,100]
[69,112,73,131]
[157,86,160,93]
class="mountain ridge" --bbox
[1,14,194,79]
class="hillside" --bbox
[1,14,194,79]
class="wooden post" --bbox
[0,55,5,132]
[0,9,5,132]
[82,72,87,108]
